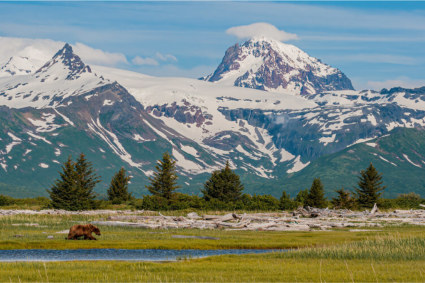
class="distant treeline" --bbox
[0,153,424,211]
[1,192,424,211]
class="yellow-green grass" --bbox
[1,213,424,282]
[1,258,424,282]
[1,235,425,282]
[1,214,423,250]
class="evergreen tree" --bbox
[331,188,355,209]
[48,156,80,210]
[146,152,180,200]
[305,178,327,208]
[356,163,386,208]
[295,189,309,206]
[202,161,244,202]
[107,167,132,204]
[279,190,296,210]
[48,154,100,211]
[74,153,101,209]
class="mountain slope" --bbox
[1,42,425,198]
[202,37,354,94]
[280,128,425,198]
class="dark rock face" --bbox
[204,44,241,82]
[203,39,354,94]
[146,100,209,127]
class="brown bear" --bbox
[66,224,101,240]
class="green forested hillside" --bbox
[280,128,425,198]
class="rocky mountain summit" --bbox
[202,37,354,94]
[36,43,92,80]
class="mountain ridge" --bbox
[0,42,425,198]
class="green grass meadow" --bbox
[0,213,424,282]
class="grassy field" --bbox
[0,213,424,282]
[1,213,423,250]
[0,235,424,282]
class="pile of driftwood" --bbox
[2,205,425,232]
[90,205,425,232]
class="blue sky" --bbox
[0,1,425,90]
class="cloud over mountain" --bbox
[0,37,128,67]
[226,23,298,42]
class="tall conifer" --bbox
[108,167,132,204]
[48,154,100,211]
[146,152,180,200]
[305,178,327,208]
[356,163,386,208]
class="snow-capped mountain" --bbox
[202,37,354,95]
[1,42,425,198]
[0,44,108,109]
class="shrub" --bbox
[331,188,356,209]
[0,194,13,206]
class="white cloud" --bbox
[226,22,298,41]
[131,52,177,66]
[0,36,62,66]
[155,52,177,62]
[367,77,425,90]
[132,56,159,66]
[0,36,128,67]
[73,42,128,66]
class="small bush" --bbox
[135,193,281,211]
[379,193,424,209]
[0,194,13,206]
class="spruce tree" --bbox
[331,188,355,209]
[305,178,327,208]
[280,191,296,210]
[74,153,101,209]
[202,161,244,202]
[48,154,100,211]
[107,167,132,204]
[146,152,180,200]
[356,163,386,209]
[48,156,80,210]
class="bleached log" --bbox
[187,212,201,219]
[91,221,161,229]
[370,203,379,215]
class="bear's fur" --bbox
[66,224,101,240]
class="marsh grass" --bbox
[1,214,424,281]
[1,252,424,282]
[3,214,417,250]
[281,234,425,261]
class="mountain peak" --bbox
[203,38,354,95]
[35,43,91,80]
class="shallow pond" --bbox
[0,249,280,262]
